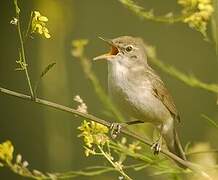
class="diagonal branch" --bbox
[0,86,212,179]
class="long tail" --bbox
[173,128,186,160]
[163,127,186,167]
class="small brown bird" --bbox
[94,36,186,162]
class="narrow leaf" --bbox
[40,62,56,79]
[34,62,56,95]
[133,164,150,171]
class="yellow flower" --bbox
[84,147,96,157]
[178,0,198,8]
[128,141,141,153]
[35,24,43,34]
[90,121,109,134]
[78,120,109,153]
[72,39,89,57]
[31,11,51,39]
[0,141,14,162]
[43,27,51,39]
[178,0,214,36]
[38,16,48,22]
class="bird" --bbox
[93,36,186,162]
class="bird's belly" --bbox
[109,77,171,125]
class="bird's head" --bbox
[93,36,148,68]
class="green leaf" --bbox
[34,62,56,95]
[150,169,180,176]
[39,62,56,79]
[133,164,150,171]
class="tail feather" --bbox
[173,128,186,161]
[163,127,186,167]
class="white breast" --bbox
[108,60,171,125]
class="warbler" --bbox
[94,36,186,162]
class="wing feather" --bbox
[146,67,180,122]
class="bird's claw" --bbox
[151,141,161,155]
[110,123,122,139]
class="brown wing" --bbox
[147,67,180,122]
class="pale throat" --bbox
[108,57,129,79]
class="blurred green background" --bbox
[0,0,218,179]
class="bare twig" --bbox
[0,86,212,179]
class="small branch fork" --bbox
[0,86,212,179]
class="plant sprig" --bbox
[119,0,214,38]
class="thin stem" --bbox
[186,149,218,156]
[0,86,212,179]
[25,11,33,41]
[6,161,37,180]
[118,0,189,24]
[148,49,218,95]
[14,0,34,98]
[98,145,132,180]
[49,164,146,179]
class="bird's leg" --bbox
[110,120,144,139]
[151,136,162,155]
[151,125,163,155]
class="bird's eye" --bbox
[125,45,133,52]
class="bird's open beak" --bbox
[93,37,119,61]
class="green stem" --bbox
[17,22,34,98]
[98,145,133,180]
[14,0,34,98]
[118,0,188,24]
[147,49,218,94]
[25,11,33,41]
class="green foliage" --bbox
[77,120,184,180]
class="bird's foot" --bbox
[151,139,162,155]
[110,123,122,139]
